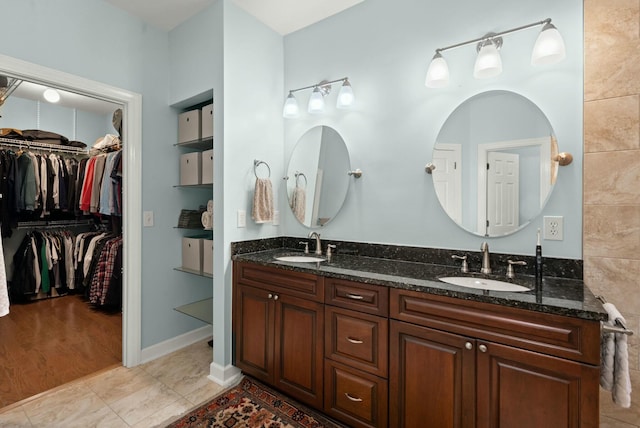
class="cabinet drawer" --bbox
[234,262,323,302]
[325,278,389,316]
[390,288,601,364]
[324,360,388,428]
[325,306,388,378]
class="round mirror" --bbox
[287,126,350,228]
[432,90,558,237]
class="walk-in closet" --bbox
[0,76,125,407]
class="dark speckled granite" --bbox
[231,237,605,322]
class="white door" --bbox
[487,151,519,236]
[432,144,462,224]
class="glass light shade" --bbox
[282,93,299,118]
[43,88,60,103]
[336,80,355,109]
[531,23,566,65]
[425,52,450,88]
[474,42,502,79]
[307,87,325,114]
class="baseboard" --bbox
[139,326,212,364]
[208,362,242,387]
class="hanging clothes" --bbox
[0,234,9,317]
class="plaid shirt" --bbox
[89,236,122,305]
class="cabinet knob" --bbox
[479,344,488,353]
[344,393,363,402]
[268,294,273,299]
[465,342,473,350]
[273,295,279,300]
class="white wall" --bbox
[282,0,583,259]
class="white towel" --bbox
[290,185,306,223]
[600,302,632,408]
[207,200,213,213]
[201,211,212,229]
[252,178,274,223]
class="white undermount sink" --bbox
[439,276,530,293]
[274,255,326,263]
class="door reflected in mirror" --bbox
[287,126,350,228]
[432,90,558,237]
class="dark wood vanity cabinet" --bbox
[389,288,601,428]
[324,279,389,428]
[233,261,601,428]
[233,262,324,409]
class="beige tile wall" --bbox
[584,0,640,426]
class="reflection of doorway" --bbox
[432,144,462,224]
[486,152,519,235]
[476,137,550,235]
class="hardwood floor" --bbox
[0,295,122,408]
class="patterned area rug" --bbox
[165,376,345,428]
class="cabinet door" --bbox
[389,320,475,428]
[274,293,325,409]
[476,341,599,428]
[234,284,274,384]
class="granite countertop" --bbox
[233,248,607,322]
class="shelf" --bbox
[173,184,212,189]
[174,266,213,278]
[174,137,213,150]
[174,297,212,324]
[174,226,213,231]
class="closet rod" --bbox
[0,136,88,155]
[16,219,95,230]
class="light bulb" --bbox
[307,87,325,114]
[282,93,299,118]
[474,41,502,79]
[336,80,355,109]
[43,88,60,103]
[425,52,450,88]
[531,22,566,65]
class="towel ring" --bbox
[253,159,271,179]
[295,172,307,188]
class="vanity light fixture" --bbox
[425,18,566,88]
[282,77,354,118]
[43,88,61,103]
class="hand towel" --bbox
[252,178,274,223]
[207,199,214,213]
[290,185,306,223]
[600,302,632,408]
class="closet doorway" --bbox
[0,54,142,406]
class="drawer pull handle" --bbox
[346,337,364,344]
[344,393,363,402]
[346,293,364,300]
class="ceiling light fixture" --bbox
[282,77,354,118]
[425,18,566,88]
[43,88,61,103]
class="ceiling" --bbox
[6,0,365,115]
[103,0,365,34]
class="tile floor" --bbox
[0,340,225,427]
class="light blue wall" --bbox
[217,0,284,366]
[282,0,583,259]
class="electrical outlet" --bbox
[543,216,563,241]
[237,209,246,228]
[143,211,154,227]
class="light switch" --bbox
[237,210,246,228]
[143,211,154,227]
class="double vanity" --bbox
[232,238,605,428]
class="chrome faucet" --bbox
[480,242,492,274]
[308,232,322,255]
